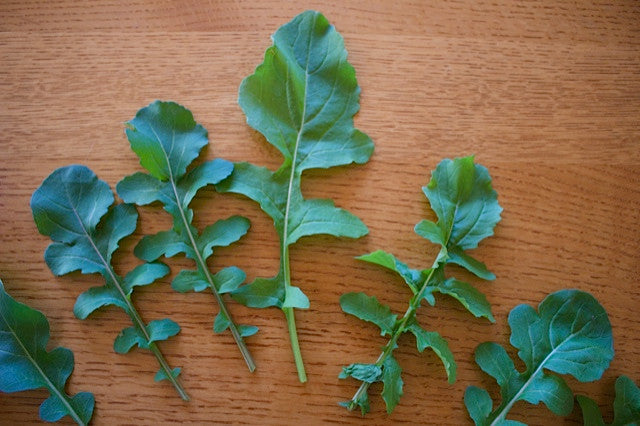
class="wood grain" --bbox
[1,1,638,425]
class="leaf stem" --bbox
[168,178,256,372]
[282,244,307,382]
[345,266,438,410]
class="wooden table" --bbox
[1,1,638,424]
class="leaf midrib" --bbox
[0,308,84,425]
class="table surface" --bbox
[1,1,638,425]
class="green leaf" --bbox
[171,270,208,293]
[0,280,94,425]
[341,157,501,415]
[577,375,640,426]
[283,285,310,309]
[216,11,373,380]
[118,100,255,372]
[407,322,456,383]
[125,100,208,181]
[433,278,495,322]
[421,156,502,250]
[340,292,397,336]
[212,266,246,294]
[155,367,181,383]
[73,286,127,320]
[381,356,403,414]
[339,363,382,383]
[447,247,496,280]
[32,164,187,400]
[123,262,170,295]
[414,219,445,246]
[466,289,614,424]
[464,386,493,426]
[356,250,425,293]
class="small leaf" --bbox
[73,286,127,320]
[135,230,190,262]
[578,375,640,426]
[147,319,180,343]
[199,216,250,260]
[612,376,640,425]
[114,326,146,353]
[422,156,502,251]
[115,172,164,206]
[381,356,403,414]
[232,276,284,308]
[155,367,181,382]
[282,286,310,309]
[464,386,493,426]
[434,278,495,322]
[340,292,397,336]
[123,262,170,295]
[172,270,208,293]
[238,325,259,337]
[356,250,424,292]
[408,322,456,383]
[213,266,246,294]
[213,311,230,333]
[414,219,445,246]
[0,280,95,424]
[339,363,382,383]
[447,247,495,280]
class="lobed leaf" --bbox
[416,156,501,277]
[0,280,94,425]
[118,100,256,371]
[32,164,186,398]
[407,322,456,383]
[465,289,614,425]
[577,375,640,426]
[216,10,373,312]
[340,292,397,336]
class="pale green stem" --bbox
[282,244,307,382]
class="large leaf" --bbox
[32,164,187,400]
[216,10,373,381]
[464,289,614,425]
[0,280,94,425]
[216,10,373,310]
[577,375,640,426]
[117,101,256,372]
[415,156,502,278]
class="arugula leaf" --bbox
[117,100,256,372]
[31,165,189,400]
[216,10,374,382]
[0,280,94,425]
[577,375,640,426]
[340,156,501,414]
[464,289,614,425]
